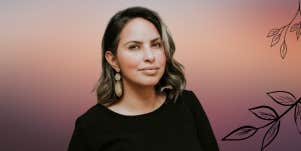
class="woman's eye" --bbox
[152,42,162,48]
[128,45,140,50]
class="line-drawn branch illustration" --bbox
[222,91,301,151]
[267,0,301,59]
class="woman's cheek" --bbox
[121,51,142,68]
[157,51,166,65]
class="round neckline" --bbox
[97,94,169,119]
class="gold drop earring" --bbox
[114,71,122,97]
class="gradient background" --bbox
[1,0,301,150]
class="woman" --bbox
[68,6,219,151]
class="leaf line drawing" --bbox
[267,0,301,59]
[222,91,301,151]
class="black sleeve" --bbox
[188,91,219,151]
[67,117,89,151]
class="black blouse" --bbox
[68,90,219,151]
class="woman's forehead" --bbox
[119,18,161,43]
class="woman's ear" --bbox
[105,51,120,72]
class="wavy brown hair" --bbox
[91,6,186,105]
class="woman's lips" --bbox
[139,68,159,75]
[139,66,160,70]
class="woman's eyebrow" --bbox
[123,37,161,46]
[124,41,141,46]
[151,37,161,43]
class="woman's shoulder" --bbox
[179,89,199,102]
[74,103,108,127]
[178,89,203,110]
[180,89,195,97]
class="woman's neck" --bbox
[111,80,166,115]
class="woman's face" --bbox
[108,17,166,89]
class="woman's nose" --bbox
[143,46,155,62]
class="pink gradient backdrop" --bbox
[1,0,300,150]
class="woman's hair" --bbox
[91,6,186,105]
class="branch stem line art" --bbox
[258,97,300,129]
[267,0,301,59]
[222,91,301,151]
